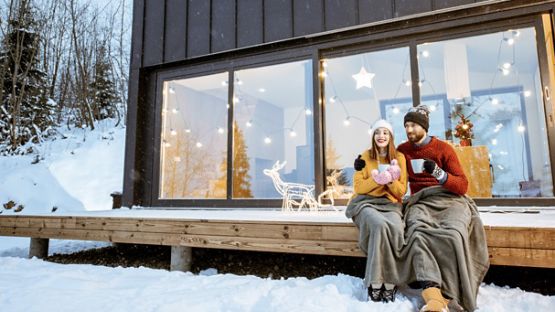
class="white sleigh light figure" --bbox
[263,160,319,212]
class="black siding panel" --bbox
[264,0,293,42]
[433,0,475,10]
[293,0,324,36]
[130,0,144,69]
[359,0,393,24]
[211,0,236,52]
[165,0,187,63]
[394,0,432,17]
[237,0,264,47]
[187,0,211,58]
[324,0,358,30]
[143,0,165,66]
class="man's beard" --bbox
[407,131,425,143]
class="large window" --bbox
[233,60,314,198]
[159,72,229,199]
[323,47,412,197]
[417,27,553,197]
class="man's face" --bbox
[404,121,426,143]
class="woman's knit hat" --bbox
[404,105,430,132]
[370,119,393,137]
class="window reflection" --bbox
[159,73,228,199]
[233,60,314,198]
[323,47,412,198]
[417,27,553,197]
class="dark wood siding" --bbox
[187,0,211,58]
[237,0,264,48]
[143,0,165,66]
[264,0,293,42]
[164,0,187,63]
[324,0,358,30]
[293,0,324,36]
[359,0,393,24]
[433,0,476,10]
[211,0,236,53]
[394,0,433,17]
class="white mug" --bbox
[378,164,390,173]
[411,158,425,174]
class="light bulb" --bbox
[524,90,531,97]
[258,88,265,93]
[517,125,525,133]
[503,62,512,69]
[343,118,351,126]
[404,80,412,87]
[329,96,337,103]
[393,107,400,114]
[196,142,203,148]
[185,129,191,133]
[289,130,297,137]
[217,128,225,134]
[421,50,430,58]
[305,109,312,115]
[169,87,175,94]
[491,139,498,145]
[246,120,252,127]
[264,137,272,144]
[491,98,499,105]
[170,129,177,136]
[172,108,179,114]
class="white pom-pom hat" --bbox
[369,119,394,147]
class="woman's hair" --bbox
[368,129,397,163]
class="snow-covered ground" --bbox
[0,120,554,311]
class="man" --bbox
[397,105,489,312]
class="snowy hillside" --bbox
[0,119,125,214]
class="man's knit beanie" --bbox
[404,105,430,132]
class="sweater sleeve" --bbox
[440,143,468,195]
[353,155,382,195]
[386,152,408,200]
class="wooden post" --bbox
[170,246,192,271]
[29,238,49,259]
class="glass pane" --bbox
[418,27,553,198]
[233,60,314,198]
[323,47,412,198]
[159,72,229,199]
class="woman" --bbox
[345,119,408,303]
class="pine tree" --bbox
[0,0,55,153]
[213,122,253,198]
[90,44,118,120]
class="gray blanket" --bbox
[346,195,405,287]
[401,186,490,311]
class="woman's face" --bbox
[373,128,391,149]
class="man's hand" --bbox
[354,155,366,171]
[423,159,446,181]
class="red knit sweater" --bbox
[397,137,468,195]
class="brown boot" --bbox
[420,287,449,312]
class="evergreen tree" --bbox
[0,0,55,153]
[89,44,118,120]
[213,122,253,198]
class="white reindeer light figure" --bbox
[263,160,319,212]
[317,169,342,211]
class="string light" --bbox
[258,88,266,93]
[289,129,297,137]
[185,129,191,133]
[196,142,203,148]
[524,90,531,97]
[169,87,175,94]
[343,117,351,126]
[517,124,526,133]
[264,137,272,144]
[217,127,225,134]
[172,108,179,114]
[392,107,400,114]
[245,120,253,127]
[305,109,312,115]
[170,129,177,136]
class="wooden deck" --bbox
[0,210,554,268]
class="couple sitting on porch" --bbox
[346,105,489,312]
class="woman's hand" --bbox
[387,159,401,180]
[371,169,393,185]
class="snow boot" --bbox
[368,286,383,302]
[420,287,449,312]
[381,286,397,303]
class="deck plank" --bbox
[1,214,553,267]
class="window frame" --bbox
[150,13,555,208]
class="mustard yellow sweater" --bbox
[352,150,408,203]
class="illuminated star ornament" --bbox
[352,67,375,89]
